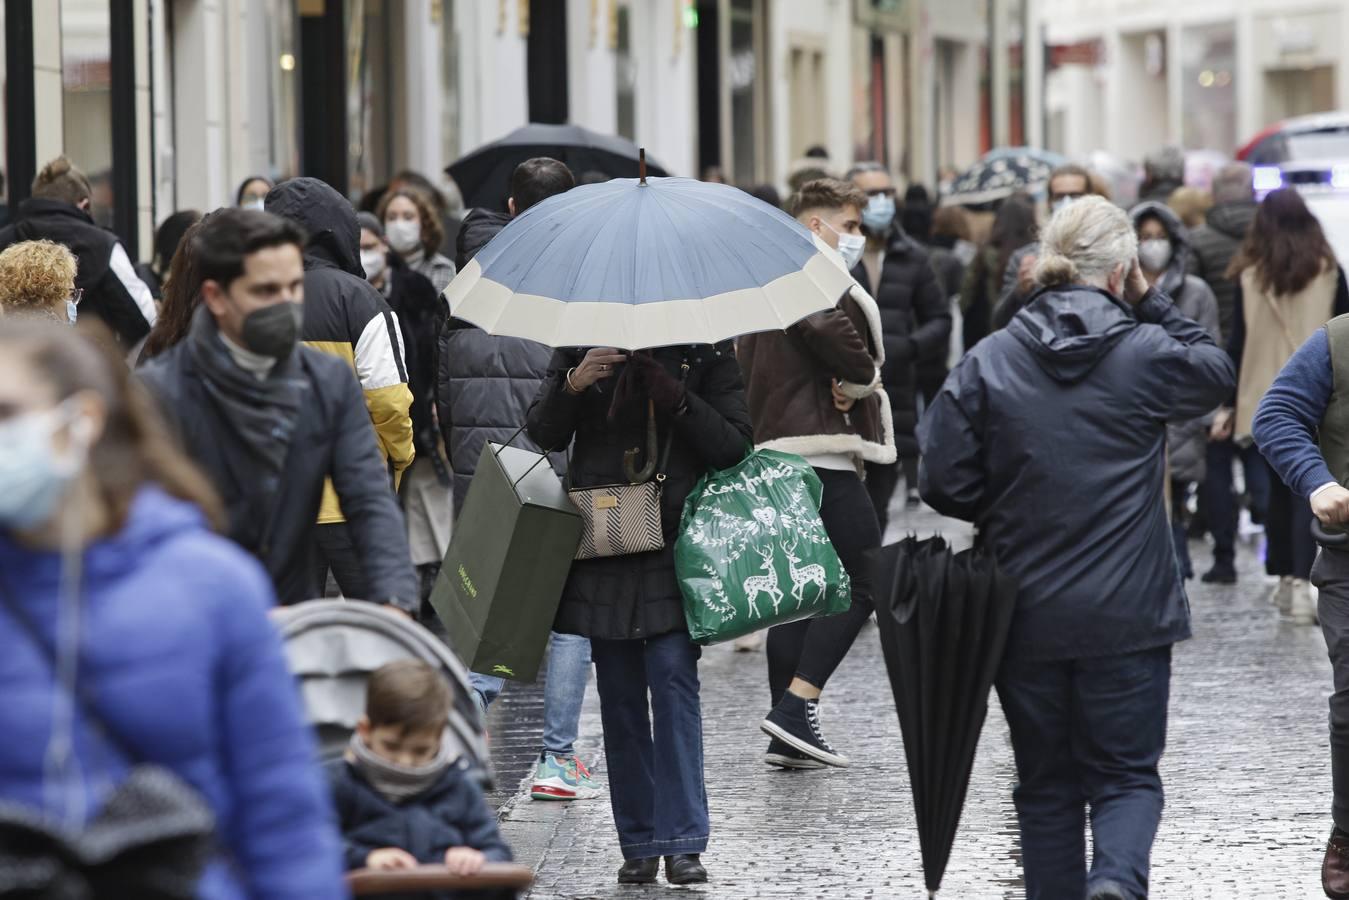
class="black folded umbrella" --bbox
[447,123,670,211]
[871,536,1017,896]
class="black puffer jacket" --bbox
[851,230,950,456]
[437,206,562,515]
[527,345,752,641]
[383,255,443,462]
[1188,201,1257,343]
[0,198,156,346]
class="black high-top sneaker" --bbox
[760,692,850,768]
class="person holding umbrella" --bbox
[446,163,855,886]
[527,346,751,885]
[919,196,1234,899]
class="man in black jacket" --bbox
[138,209,417,611]
[0,156,155,347]
[439,158,601,803]
[846,162,950,529]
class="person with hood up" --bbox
[1131,201,1221,579]
[0,319,346,898]
[438,157,602,804]
[845,161,950,529]
[0,157,156,349]
[139,209,418,612]
[1192,163,1268,584]
[919,196,1234,900]
[265,177,417,604]
[738,178,896,769]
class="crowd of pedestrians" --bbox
[4,138,1349,900]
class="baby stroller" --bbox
[274,600,534,897]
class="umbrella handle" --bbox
[1313,518,1349,548]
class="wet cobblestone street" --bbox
[497,503,1337,898]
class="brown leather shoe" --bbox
[1324,828,1349,898]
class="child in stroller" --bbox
[331,660,512,875]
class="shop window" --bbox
[728,0,761,182]
[1182,23,1236,153]
[61,0,114,229]
[615,0,636,141]
[347,0,395,203]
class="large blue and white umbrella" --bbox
[443,176,856,350]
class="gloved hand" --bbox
[628,353,687,417]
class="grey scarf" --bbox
[347,732,456,803]
[187,306,305,476]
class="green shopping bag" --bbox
[675,450,851,645]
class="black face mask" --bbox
[240,301,303,359]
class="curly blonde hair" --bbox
[0,240,78,322]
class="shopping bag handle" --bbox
[492,425,556,491]
[1313,518,1349,548]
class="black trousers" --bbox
[1312,548,1349,831]
[767,468,882,705]
[1264,457,1316,580]
[312,522,371,601]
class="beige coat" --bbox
[1235,265,1337,440]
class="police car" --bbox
[1239,112,1349,262]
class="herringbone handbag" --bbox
[570,480,665,559]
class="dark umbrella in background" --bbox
[944,147,1068,210]
[870,536,1017,897]
[447,123,670,211]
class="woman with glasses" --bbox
[0,240,79,324]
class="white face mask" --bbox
[1138,238,1173,273]
[385,219,422,254]
[361,249,387,281]
[820,220,866,269]
[0,402,88,530]
[1051,196,1076,214]
[241,197,265,212]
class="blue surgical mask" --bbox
[861,194,896,233]
[0,403,85,530]
[66,299,78,325]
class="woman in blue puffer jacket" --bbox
[0,319,346,899]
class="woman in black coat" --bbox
[527,343,751,886]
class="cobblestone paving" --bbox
[497,504,1336,899]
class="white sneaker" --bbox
[1273,576,1294,612]
[1287,578,1318,626]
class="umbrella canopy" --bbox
[448,122,670,210]
[945,147,1069,207]
[870,536,1017,896]
[443,175,857,350]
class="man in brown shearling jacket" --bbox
[738,178,897,770]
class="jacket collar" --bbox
[16,197,95,227]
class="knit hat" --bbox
[356,211,384,239]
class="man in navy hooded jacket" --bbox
[919,197,1234,900]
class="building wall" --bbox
[1031,0,1349,161]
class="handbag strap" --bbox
[0,574,145,766]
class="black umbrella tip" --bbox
[640,148,647,185]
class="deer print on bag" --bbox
[742,545,783,617]
[783,536,827,609]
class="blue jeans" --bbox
[996,646,1172,900]
[469,631,591,757]
[591,631,708,861]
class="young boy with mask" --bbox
[738,177,897,768]
[331,660,512,878]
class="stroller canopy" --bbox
[273,601,490,779]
